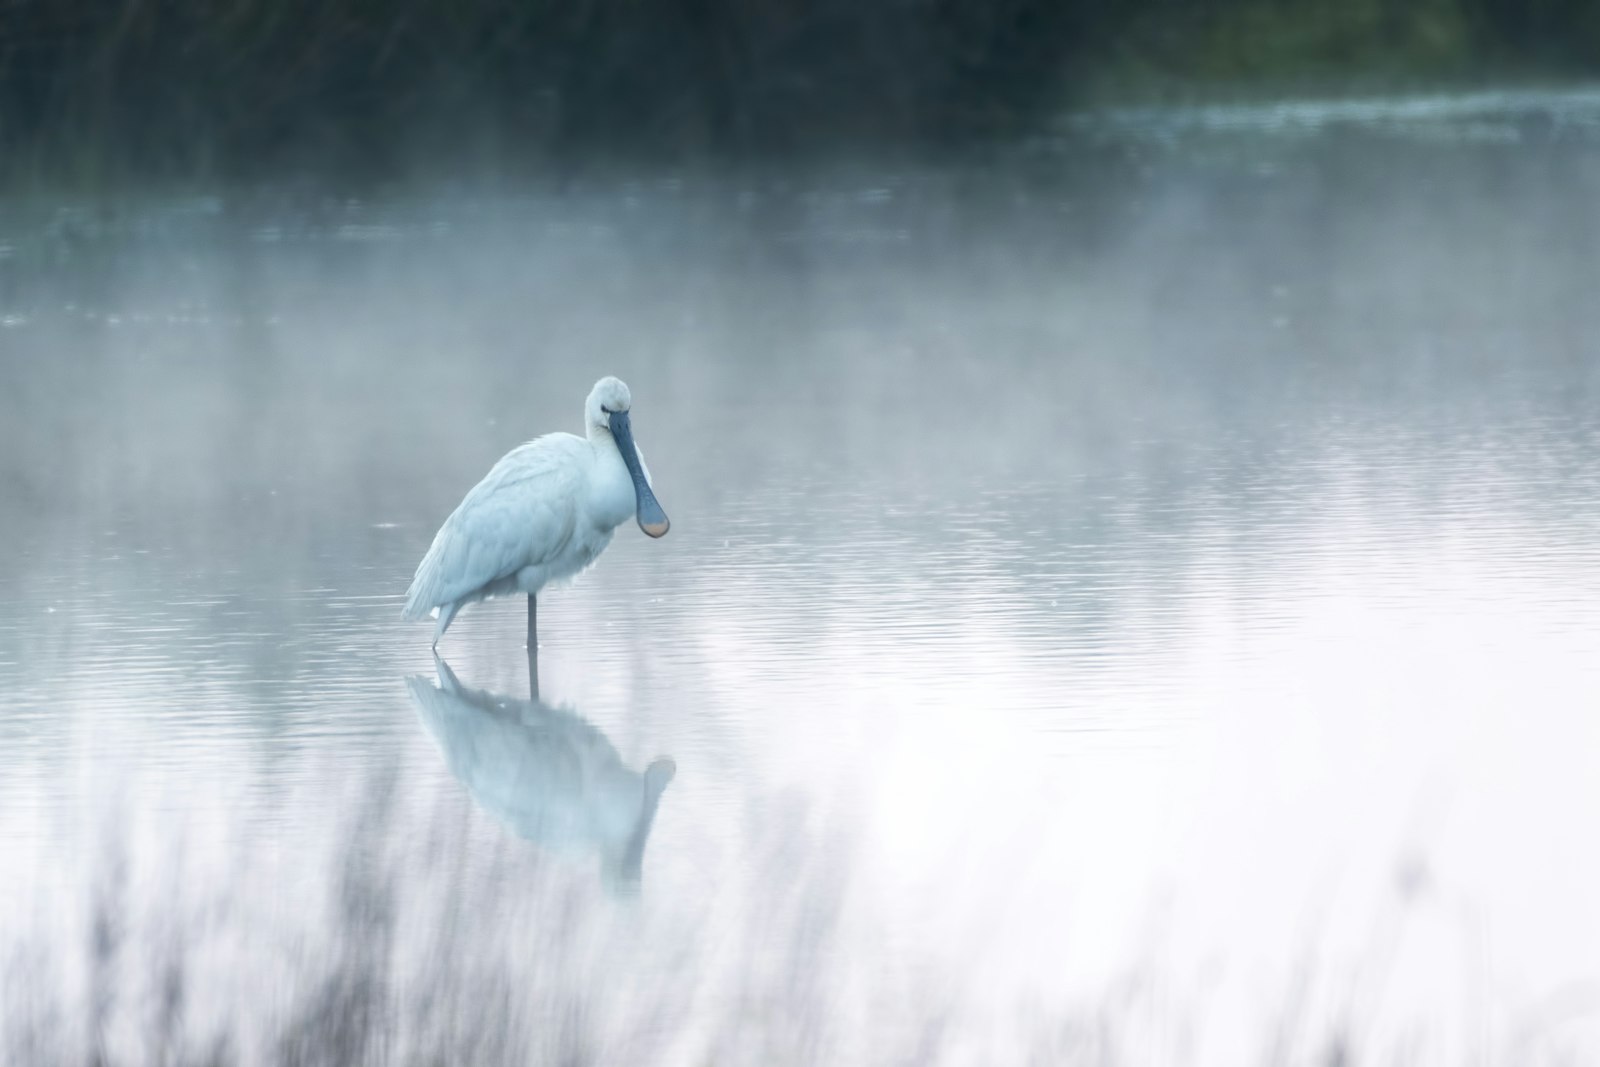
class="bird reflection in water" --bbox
[407,654,675,891]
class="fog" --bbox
[3,92,1600,1064]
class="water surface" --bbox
[3,90,1600,1064]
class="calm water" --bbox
[3,92,1600,1064]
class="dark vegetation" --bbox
[2,0,1600,184]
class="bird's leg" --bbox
[526,594,539,702]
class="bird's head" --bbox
[585,376,632,430]
[586,376,669,538]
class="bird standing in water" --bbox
[403,376,670,654]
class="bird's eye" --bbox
[601,405,617,414]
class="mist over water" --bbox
[3,93,1600,1063]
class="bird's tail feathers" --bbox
[401,548,442,620]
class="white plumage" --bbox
[403,376,669,646]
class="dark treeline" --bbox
[2,0,1599,183]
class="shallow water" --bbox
[4,90,1600,1064]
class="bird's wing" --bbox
[403,435,585,616]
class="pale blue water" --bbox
[3,89,1600,1064]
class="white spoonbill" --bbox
[403,376,669,648]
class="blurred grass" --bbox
[2,789,1585,1066]
[0,776,973,1066]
